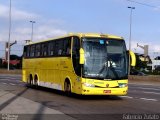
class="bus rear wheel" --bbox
[34,75,38,88]
[64,81,71,96]
[27,74,33,87]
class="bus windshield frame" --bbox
[82,37,128,80]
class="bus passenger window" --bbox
[48,41,55,56]
[63,37,71,56]
[58,49,62,55]
[23,46,27,57]
[72,36,81,76]
[35,44,41,57]
[67,47,71,55]
[55,41,59,56]
[41,43,48,57]
[26,46,30,57]
[30,45,35,57]
[57,40,64,56]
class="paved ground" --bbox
[0,90,77,120]
[0,74,160,120]
[0,74,75,120]
[0,76,76,120]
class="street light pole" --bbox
[30,21,35,41]
[128,6,135,75]
[128,7,135,51]
[8,0,12,71]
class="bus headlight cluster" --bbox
[83,83,95,87]
[119,83,128,88]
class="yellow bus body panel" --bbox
[79,78,128,95]
[22,33,129,95]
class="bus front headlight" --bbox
[83,83,95,87]
[119,83,128,88]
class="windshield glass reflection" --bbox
[82,38,128,80]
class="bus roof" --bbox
[25,33,124,45]
[69,33,123,39]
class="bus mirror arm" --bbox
[129,50,136,67]
[79,48,85,64]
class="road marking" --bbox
[120,96,133,99]
[135,87,160,91]
[1,79,20,82]
[129,83,160,86]
[140,98,158,102]
[0,79,17,82]
[18,84,25,86]
[121,96,158,102]
[143,91,160,95]
[9,83,16,86]
[2,83,7,85]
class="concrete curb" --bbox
[129,75,160,83]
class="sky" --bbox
[0,0,160,58]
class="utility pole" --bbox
[128,6,135,74]
[137,43,149,61]
[5,41,17,61]
[7,0,12,71]
[30,21,36,41]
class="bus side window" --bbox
[48,41,54,56]
[26,46,30,58]
[56,39,64,56]
[72,36,81,76]
[41,43,48,57]
[63,37,71,56]
[55,41,59,56]
[30,45,35,57]
[35,44,41,57]
[23,46,27,57]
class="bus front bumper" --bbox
[81,87,128,95]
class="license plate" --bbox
[104,90,111,93]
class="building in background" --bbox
[151,56,160,71]
[1,55,21,69]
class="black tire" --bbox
[34,75,38,89]
[27,75,33,87]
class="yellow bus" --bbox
[22,33,136,95]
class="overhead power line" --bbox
[127,0,158,8]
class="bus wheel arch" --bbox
[34,74,39,86]
[28,74,33,86]
[64,78,72,95]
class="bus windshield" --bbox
[82,37,128,80]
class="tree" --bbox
[134,54,147,70]
[10,55,21,60]
[0,58,2,68]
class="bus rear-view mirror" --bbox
[79,48,85,64]
[129,50,136,67]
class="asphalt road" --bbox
[0,74,160,120]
